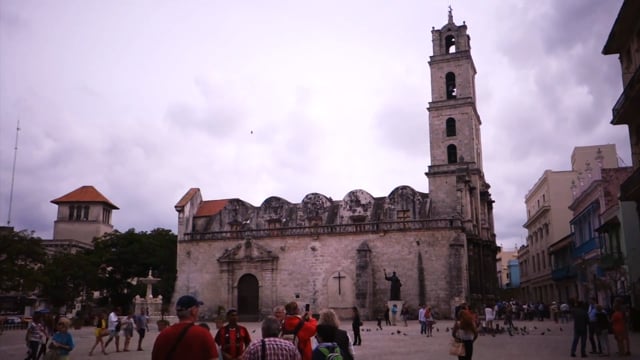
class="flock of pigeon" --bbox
[363,324,564,337]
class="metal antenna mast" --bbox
[7,119,20,225]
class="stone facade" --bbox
[173,11,498,321]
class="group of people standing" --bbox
[418,304,435,337]
[570,297,631,357]
[151,295,364,360]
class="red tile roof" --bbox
[50,185,119,209]
[175,188,200,210]
[195,200,229,217]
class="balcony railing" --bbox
[599,253,625,270]
[551,265,577,281]
[183,218,463,241]
[611,65,640,125]
[572,236,600,258]
[619,167,640,201]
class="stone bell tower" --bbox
[425,8,499,303]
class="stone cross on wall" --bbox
[333,272,346,295]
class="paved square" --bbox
[1,320,639,359]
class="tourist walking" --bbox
[425,306,435,337]
[594,304,610,356]
[25,312,47,360]
[611,299,631,356]
[122,312,135,351]
[104,306,121,353]
[570,300,589,358]
[418,304,427,335]
[484,303,495,335]
[384,305,391,326]
[89,312,108,356]
[134,309,149,351]
[587,297,601,355]
[242,316,300,360]
[351,306,361,347]
[452,304,478,360]
[152,295,219,360]
[401,305,409,327]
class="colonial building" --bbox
[173,11,498,320]
[602,0,640,307]
[568,147,633,306]
[521,145,619,304]
[496,249,518,289]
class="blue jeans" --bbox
[571,330,587,356]
[27,341,40,360]
[420,320,427,334]
[458,340,474,360]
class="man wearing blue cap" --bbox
[152,295,219,360]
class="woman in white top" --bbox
[484,303,495,335]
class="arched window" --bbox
[445,35,456,54]
[447,144,457,164]
[446,72,457,99]
[446,117,456,137]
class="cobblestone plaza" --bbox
[2,320,639,359]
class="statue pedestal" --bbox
[387,300,403,326]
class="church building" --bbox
[173,11,499,320]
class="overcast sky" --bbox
[0,0,629,251]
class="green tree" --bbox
[0,229,47,293]
[40,250,97,310]
[90,228,177,308]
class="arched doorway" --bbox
[237,274,259,321]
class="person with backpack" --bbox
[312,324,343,360]
[318,309,353,360]
[282,302,317,360]
[215,308,251,360]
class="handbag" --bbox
[44,348,60,360]
[449,339,466,356]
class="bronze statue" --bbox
[384,269,402,300]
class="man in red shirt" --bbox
[152,295,218,360]
[282,302,317,360]
[215,308,251,360]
